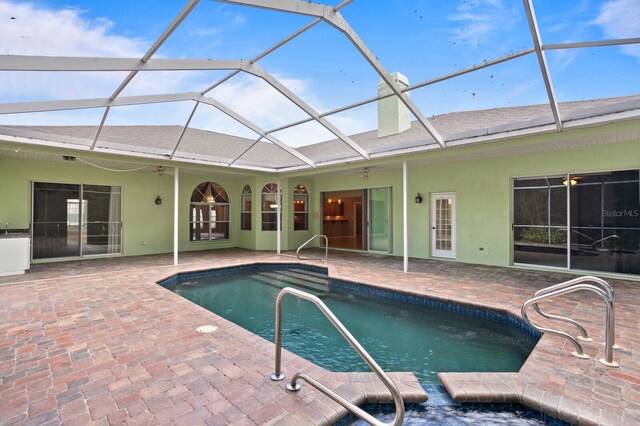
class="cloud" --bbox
[448,0,519,46]
[595,0,640,60]
[187,10,246,38]
[0,1,144,57]
[195,73,369,146]
[0,1,146,101]
[0,1,367,145]
[548,48,579,71]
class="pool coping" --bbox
[159,260,558,424]
[319,261,638,426]
[159,261,540,340]
[156,261,432,424]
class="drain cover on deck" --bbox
[196,325,218,333]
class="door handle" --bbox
[432,227,436,230]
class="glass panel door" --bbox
[431,193,456,258]
[513,177,567,268]
[569,170,639,274]
[32,182,81,259]
[82,185,122,255]
[32,182,122,259]
[368,187,391,252]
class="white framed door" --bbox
[431,193,456,259]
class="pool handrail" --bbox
[522,278,618,367]
[296,234,328,263]
[270,287,405,426]
[531,276,614,343]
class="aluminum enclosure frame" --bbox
[0,0,639,173]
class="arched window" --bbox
[261,183,281,231]
[190,182,230,241]
[241,185,252,231]
[293,184,309,231]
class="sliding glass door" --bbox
[82,185,122,256]
[33,183,82,259]
[369,187,391,253]
[513,177,567,268]
[32,182,122,260]
[569,170,639,274]
[513,170,639,275]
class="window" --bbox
[241,185,252,231]
[261,183,281,231]
[190,182,230,241]
[293,184,309,231]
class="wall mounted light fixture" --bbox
[415,193,423,204]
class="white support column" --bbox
[276,178,281,255]
[174,167,179,266]
[403,161,408,273]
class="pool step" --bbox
[280,269,329,285]
[254,270,329,295]
[252,274,325,297]
[277,270,330,292]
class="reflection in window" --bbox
[262,183,281,231]
[513,177,567,268]
[514,170,640,275]
[190,182,230,241]
[293,184,309,231]
[32,183,122,259]
[241,185,252,231]
[569,171,639,274]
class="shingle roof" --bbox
[1,94,639,171]
[297,94,640,163]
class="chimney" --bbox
[377,71,411,138]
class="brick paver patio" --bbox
[1,249,638,425]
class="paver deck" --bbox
[1,249,638,425]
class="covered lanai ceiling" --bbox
[0,0,639,172]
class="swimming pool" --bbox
[160,264,539,383]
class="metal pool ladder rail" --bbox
[296,234,328,263]
[521,276,618,367]
[270,287,405,426]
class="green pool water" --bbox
[163,268,537,383]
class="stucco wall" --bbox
[304,124,640,267]
[1,120,638,269]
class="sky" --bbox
[0,0,639,147]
